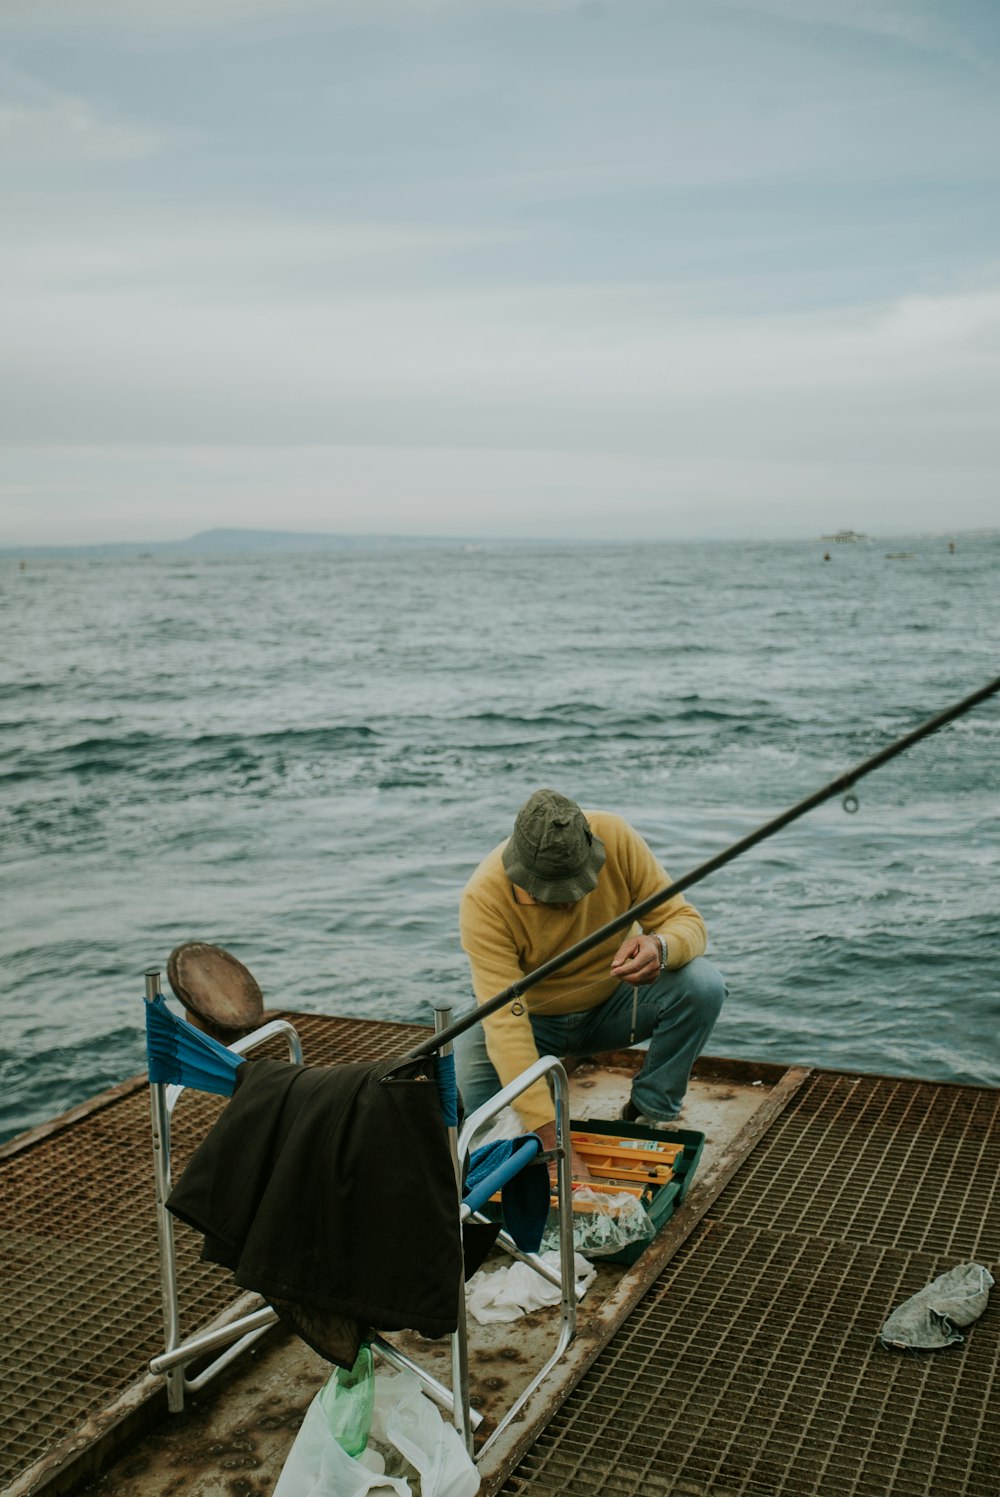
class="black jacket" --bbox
[167,1054,465,1366]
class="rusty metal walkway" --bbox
[2,1020,998,1497]
[499,1071,1000,1497]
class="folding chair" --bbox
[143,971,579,1459]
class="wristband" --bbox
[654,934,669,970]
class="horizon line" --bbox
[3,523,997,556]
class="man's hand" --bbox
[610,933,661,985]
[535,1119,592,1183]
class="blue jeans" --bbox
[455,956,726,1124]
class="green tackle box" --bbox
[568,1118,705,1266]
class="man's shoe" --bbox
[620,1097,679,1130]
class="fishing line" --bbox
[508,972,622,1018]
[403,672,1000,1063]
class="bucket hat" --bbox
[502,789,606,904]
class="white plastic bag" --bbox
[539,1188,654,1257]
[274,1369,479,1497]
[377,1373,480,1497]
[273,1394,410,1497]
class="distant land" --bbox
[1,526,996,559]
[0,528,482,559]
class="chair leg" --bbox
[370,1334,484,1429]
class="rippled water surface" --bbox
[2,535,997,1141]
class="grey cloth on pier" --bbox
[879,1262,994,1351]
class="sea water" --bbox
[1,534,997,1143]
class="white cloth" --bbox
[465,1250,596,1325]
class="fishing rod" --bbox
[405,672,999,1062]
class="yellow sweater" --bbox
[459,810,707,1129]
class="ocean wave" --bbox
[0,722,383,783]
[2,536,998,1141]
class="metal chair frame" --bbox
[145,974,578,1458]
[146,968,306,1411]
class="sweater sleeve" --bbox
[608,815,708,966]
[459,885,555,1131]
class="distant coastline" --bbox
[0,528,483,559]
[1,525,997,560]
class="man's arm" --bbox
[600,813,708,983]
[459,885,555,1132]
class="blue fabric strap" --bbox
[144,992,244,1097]
[434,1050,459,1128]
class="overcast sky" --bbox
[2,0,999,544]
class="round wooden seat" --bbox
[166,942,264,1042]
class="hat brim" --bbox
[502,831,606,905]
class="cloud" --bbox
[5,245,1000,434]
[0,0,507,37]
[0,68,164,165]
[3,439,996,546]
[2,0,998,543]
[882,288,1000,352]
[0,211,518,296]
[724,0,1000,72]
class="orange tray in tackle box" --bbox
[563,1119,705,1266]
